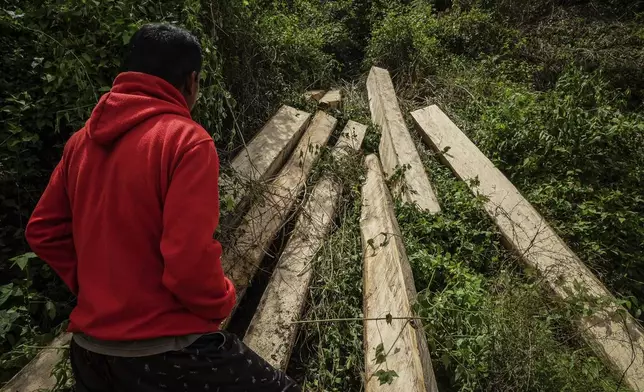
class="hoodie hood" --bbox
[86,72,191,145]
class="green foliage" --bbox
[361,125,381,155]
[374,369,399,385]
[396,157,630,391]
[210,0,337,145]
[367,3,443,77]
[521,7,644,101]
[372,342,399,385]
[292,195,365,392]
[51,346,72,391]
[366,0,644,319]
[0,253,71,383]
[366,2,521,77]
[0,0,344,383]
[464,69,644,308]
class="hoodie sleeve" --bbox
[160,140,236,321]
[25,160,78,295]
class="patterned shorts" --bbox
[70,332,301,392]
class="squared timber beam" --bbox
[319,89,342,110]
[221,111,337,319]
[366,67,440,213]
[412,104,644,391]
[361,154,438,392]
[243,120,367,369]
[333,120,368,159]
[220,105,311,227]
[0,333,71,392]
[303,90,326,102]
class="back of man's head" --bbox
[124,24,202,89]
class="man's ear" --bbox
[184,72,197,96]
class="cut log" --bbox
[220,105,311,227]
[244,177,340,368]
[243,121,367,369]
[319,89,342,110]
[366,66,440,213]
[303,90,326,102]
[361,154,438,392]
[222,111,337,317]
[333,120,368,159]
[411,104,644,391]
[229,105,311,184]
[0,333,71,392]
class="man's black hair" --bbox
[124,24,202,89]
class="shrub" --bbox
[0,0,226,380]
[522,9,644,101]
[468,69,644,310]
[212,0,337,144]
[366,3,444,78]
[397,157,630,391]
[435,7,520,58]
[366,3,521,83]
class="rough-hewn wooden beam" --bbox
[243,121,367,369]
[229,105,311,185]
[333,120,368,158]
[366,66,440,213]
[319,89,342,110]
[0,333,71,392]
[361,154,439,392]
[412,104,644,391]
[222,111,337,317]
[220,105,311,227]
[303,90,326,102]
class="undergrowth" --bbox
[289,191,365,392]
[367,0,644,320]
[397,151,630,391]
[2,0,643,390]
[287,82,370,392]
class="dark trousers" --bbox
[70,332,301,392]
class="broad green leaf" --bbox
[0,284,15,308]
[374,343,386,365]
[374,369,398,385]
[10,252,37,271]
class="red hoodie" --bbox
[26,72,236,340]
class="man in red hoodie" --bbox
[26,24,300,391]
